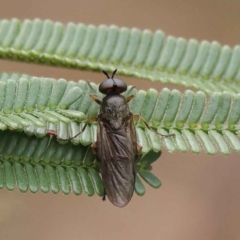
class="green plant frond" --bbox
[0,73,240,155]
[0,19,239,94]
[133,88,240,155]
[41,82,240,155]
[0,130,160,196]
[0,74,85,132]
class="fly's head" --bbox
[101,95,130,130]
[99,69,127,95]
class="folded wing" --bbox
[97,117,137,207]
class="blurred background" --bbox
[0,0,240,239]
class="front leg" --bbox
[90,94,102,105]
[125,95,134,102]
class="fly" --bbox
[52,69,173,207]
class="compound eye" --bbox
[99,79,112,94]
[99,79,127,94]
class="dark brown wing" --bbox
[97,115,137,207]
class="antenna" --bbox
[111,69,117,87]
[102,70,110,79]
[111,69,117,79]
[102,69,118,89]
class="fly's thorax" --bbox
[99,94,131,130]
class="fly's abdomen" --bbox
[97,120,137,207]
[101,158,135,207]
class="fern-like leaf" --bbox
[0,19,239,94]
[0,130,160,196]
[0,75,84,133]
[0,73,239,155]
[0,18,239,201]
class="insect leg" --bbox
[133,115,175,137]
[137,143,142,156]
[67,117,97,140]
[47,117,97,141]
[91,141,97,155]
[125,95,134,102]
[47,130,58,136]
[90,94,102,105]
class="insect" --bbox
[52,69,173,207]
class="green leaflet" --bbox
[0,73,239,154]
[134,175,146,196]
[0,131,161,197]
[0,19,240,94]
[0,75,84,130]
[138,170,161,188]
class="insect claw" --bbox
[47,130,57,136]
